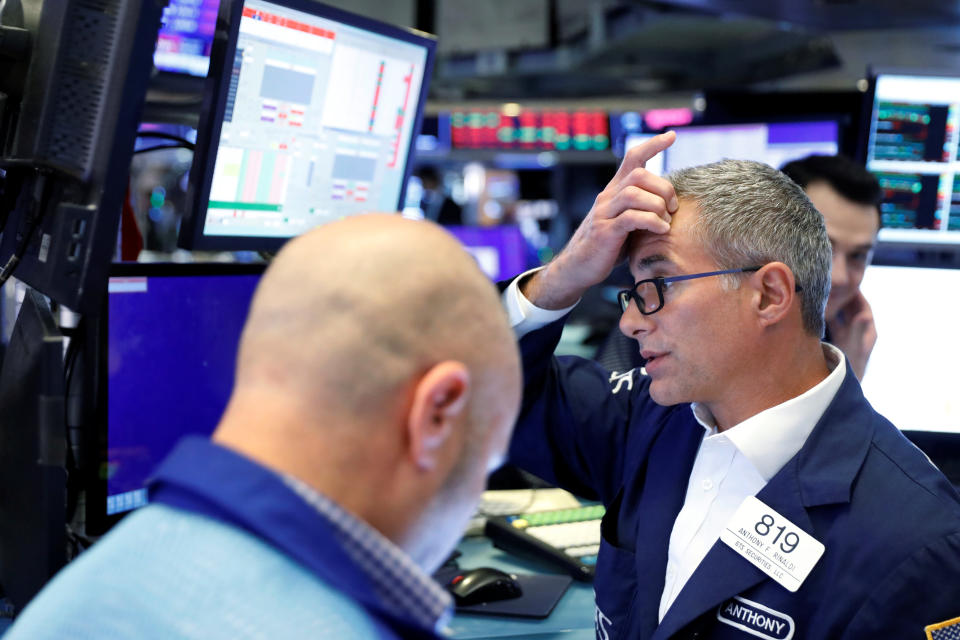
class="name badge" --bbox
[720,496,825,592]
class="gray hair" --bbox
[667,159,831,337]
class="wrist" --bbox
[521,260,584,310]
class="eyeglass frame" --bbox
[617,265,803,316]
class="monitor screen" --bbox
[179,0,436,250]
[445,226,530,282]
[865,73,960,245]
[858,264,960,433]
[656,121,839,173]
[416,113,451,154]
[610,109,695,156]
[105,264,263,515]
[154,0,219,77]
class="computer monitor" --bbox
[864,72,960,246]
[660,121,840,173]
[609,109,695,157]
[178,0,436,251]
[0,289,67,610]
[154,0,220,77]
[858,264,960,433]
[102,263,263,518]
[445,226,530,282]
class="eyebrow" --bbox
[633,253,674,275]
[833,241,877,253]
[827,236,878,252]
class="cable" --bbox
[62,319,84,408]
[133,144,194,155]
[135,130,196,150]
[62,317,84,524]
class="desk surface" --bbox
[447,536,595,639]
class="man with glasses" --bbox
[502,133,960,639]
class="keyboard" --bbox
[485,504,604,582]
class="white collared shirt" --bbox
[502,274,847,622]
[658,343,845,620]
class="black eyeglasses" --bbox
[617,266,764,315]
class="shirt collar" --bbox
[690,344,846,481]
[281,474,453,632]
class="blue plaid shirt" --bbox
[282,474,453,633]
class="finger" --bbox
[610,185,671,223]
[851,308,874,326]
[611,131,676,186]
[616,169,678,216]
[842,290,870,316]
[613,210,672,236]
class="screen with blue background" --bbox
[106,269,262,514]
[446,226,533,282]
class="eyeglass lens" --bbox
[619,280,661,314]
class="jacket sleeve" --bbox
[507,317,660,504]
[842,529,960,639]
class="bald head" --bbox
[233,214,519,430]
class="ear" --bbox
[751,262,797,329]
[406,361,471,471]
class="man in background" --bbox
[417,166,464,226]
[7,215,522,639]
[781,154,882,379]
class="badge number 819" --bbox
[721,496,826,592]
[755,514,800,554]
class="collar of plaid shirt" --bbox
[281,473,453,632]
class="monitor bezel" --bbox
[177,0,437,251]
[87,261,267,534]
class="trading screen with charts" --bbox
[866,73,960,244]
[202,1,429,239]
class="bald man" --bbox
[6,215,522,640]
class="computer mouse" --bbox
[446,567,523,606]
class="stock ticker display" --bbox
[450,109,610,151]
[867,74,960,244]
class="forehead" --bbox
[804,182,879,244]
[627,201,713,273]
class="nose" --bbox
[831,252,849,290]
[619,300,655,341]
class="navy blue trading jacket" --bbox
[509,318,960,640]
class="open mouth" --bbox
[641,350,666,362]
[640,350,668,374]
